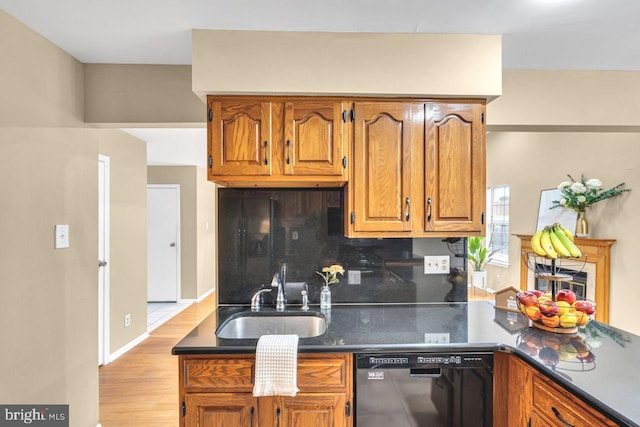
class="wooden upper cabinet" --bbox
[424,102,485,233]
[351,102,421,233]
[283,101,345,177]
[207,96,348,186]
[208,98,272,177]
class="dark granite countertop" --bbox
[172,301,640,426]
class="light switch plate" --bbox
[55,224,69,249]
[424,255,450,274]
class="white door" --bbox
[98,155,110,366]
[147,185,181,302]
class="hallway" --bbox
[99,294,216,426]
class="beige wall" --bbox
[99,132,148,352]
[0,128,99,426]
[488,70,640,130]
[84,64,205,127]
[486,131,640,335]
[192,30,502,100]
[196,167,217,299]
[0,10,150,427]
[0,9,85,127]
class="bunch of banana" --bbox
[530,223,581,259]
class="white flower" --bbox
[559,198,567,206]
[570,182,587,194]
[577,195,587,203]
[586,178,602,189]
[557,181,572,190]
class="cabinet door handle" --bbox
[426,197,433,222]
[405,197,411,221]
[250,406,255,427]
[264,140,269,165]
[286,139,291,165]
[551,407,575,427]
[276,407,281,427]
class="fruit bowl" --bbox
[517,290,596,334]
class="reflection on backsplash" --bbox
[217,188,468,305]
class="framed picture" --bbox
[536,189,578,233]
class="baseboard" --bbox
[178,298,196,304]
[196,286,216,303]
[108,332,150,362]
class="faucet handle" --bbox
[270,272,280,288]
[250,286,272,311]
[301,283,309,311]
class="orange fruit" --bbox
[525,305,542,321]
[541,315,560,328]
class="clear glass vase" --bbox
[320,284,331,308]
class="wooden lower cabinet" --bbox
[185,393,257,427]
[495,352,617,427]
[179,353,352,427]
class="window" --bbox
[487,185,509,267]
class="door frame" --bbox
[147,184,182,302]
[98,154,110,366]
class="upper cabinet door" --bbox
[351,102,419,233]
[425,102,486,233]
[208,98,272,177]
[283,101,346,177]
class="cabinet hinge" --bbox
[208,155,213,168]
[481,211,485,225]
[208,109,213,122]
[481,112,485,124]
[181,401,186,417]
[345,401,351,417]
[350,212,355,224]
[342,156,347,169]
[342,110,347,122]
[350,109,355,122]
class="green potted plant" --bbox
[468,236,492,293]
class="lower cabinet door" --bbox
[267,393,348,427]
[185,393,258,427]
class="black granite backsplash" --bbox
[218,188,468,305]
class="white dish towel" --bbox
[253,334,300,397]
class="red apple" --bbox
[531,289,544,298]
[573,300,596,315]
[556,289,577,305]
[517,291,538,307]
[538,299,559,317]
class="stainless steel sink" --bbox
[216,311,326,339]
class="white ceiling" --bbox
[1,0,640,70]
[3,0,639,167]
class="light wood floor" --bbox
[99,294,217,427]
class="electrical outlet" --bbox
[423,255,450,274]
[348,270,361,285]
[424,333,450,344]
[124,314,131,327]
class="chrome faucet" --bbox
[271,263,287,311]
[250,286,272,311]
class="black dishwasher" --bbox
[355,352,493,427]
